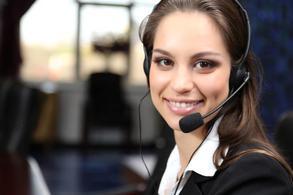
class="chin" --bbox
[163,117,181,131]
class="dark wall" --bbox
[243,0,293,134]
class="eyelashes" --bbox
[153,57,174,67]
[193,60,219,69]
[152,56,219,71]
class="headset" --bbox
[141,0,251,94]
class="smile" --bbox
[165,99,204,115]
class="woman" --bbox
[139,0,293,194]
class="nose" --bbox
[171,66,194,94]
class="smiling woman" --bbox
[139,0,293,194]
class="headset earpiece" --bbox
[229,65,249,93]
[143,48,150,77]
[143,47,151,80]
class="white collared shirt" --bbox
[158,117,224,195]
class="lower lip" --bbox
[165,100,203,116]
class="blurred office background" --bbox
[0,0,292,194]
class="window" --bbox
[20,0,158,84]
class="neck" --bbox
[174,127,206,171]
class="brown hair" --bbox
[140,0,292,175]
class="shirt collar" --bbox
[185,116,223,177]
[168,116,223,177]
[158,117,225,195]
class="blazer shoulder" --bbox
[229,152,290,178]
[210,152,293,195]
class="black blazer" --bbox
[144,149,293,195]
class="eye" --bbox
[153,57,174,68]
[194,61,213,69]
[193,60,218,73]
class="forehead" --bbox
[153,11,228,56]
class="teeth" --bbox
[170,101,197,108]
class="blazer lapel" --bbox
[180,172,211,195]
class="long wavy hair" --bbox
[139,0,292,175]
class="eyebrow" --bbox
[152,48,222,59]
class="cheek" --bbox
[197,73,230,100]
[149,67,161,106]
[149,66,168,95]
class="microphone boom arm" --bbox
[203,72,250,118]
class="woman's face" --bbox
[149,11,231,132]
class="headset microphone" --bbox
[179,72,250,133]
